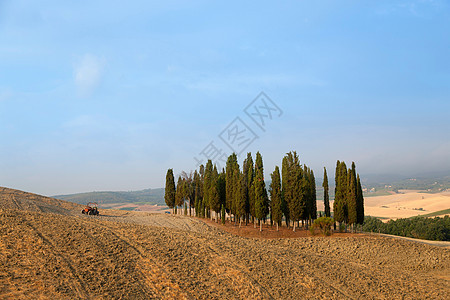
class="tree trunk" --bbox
[276,223,279,231]
[239,218,242,228]
[260,221,262,232]
[293,221,296,232]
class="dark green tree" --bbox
[309,168,317,221]
[221,204,226,225]
[323,167,330,218]
[175,176,186,214]
[209,165,221,222]
[356,174,365,225]
[347,162,358,227]
[254,151,268,231]
[203,160,214,218]
[164,169,176,213]
[234,168,246,227]
[193,170,202,217]
[197,164,205,217]
[243,153,254,225]
[218,170,226,218]
[270,166,283,231]
[281,155,290,227]
[300,165,310,226]
[181,171,194,216]
[225,153,239,221]
[283,151,303,231]
[334,160,348,225]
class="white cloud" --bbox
[74,54,104,97]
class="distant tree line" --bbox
[363,216,450,241]
[165,151,365,231]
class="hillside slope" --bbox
[0,188,449,299]
[0,187,82,215]
[54,188,165,206]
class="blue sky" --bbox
[0,0,449,195]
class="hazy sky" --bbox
[1,0,449,195]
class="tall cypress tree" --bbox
[302,165,311,223]
[283,151,303,231]
[341,162,349,224]
[203,160,213,218]
[323,167,330,218]
[209,165,221,221]
[281,155,290,227]
[193,170,202,217]
[164,169,176,213]
[334,160,348,224]
[175,176,185,214]
[218,170,226,220]
[234,169,245,227]
[347,162,358,226]
[198,165,205,217]
[310,169,317,220]
[243,153,254,225]
[188,172,195,216]
[356,174,365,225]
[300,165,309,225]
[254,151,268,231]
[225,153,239,220]
[181,171,194,216]
[270,166,283,231]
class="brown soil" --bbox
[196,217,362,239]
[1,187,449,299]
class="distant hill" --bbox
[0,186,82,215]
[54,188,166,206]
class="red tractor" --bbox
[82,202,99,215]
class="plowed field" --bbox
[1,187,449,299]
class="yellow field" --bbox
[363,190,450,220]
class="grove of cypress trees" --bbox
[270,166,283,231]
[164,169,176,213]
[323,167,330,217]
[168,153,364,234]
